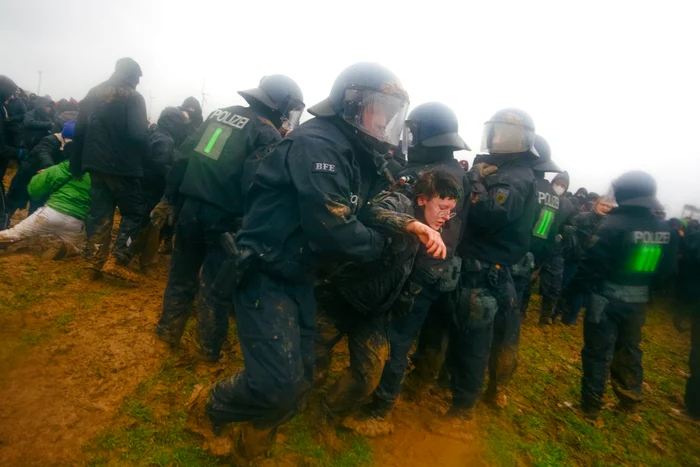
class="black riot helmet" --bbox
[308,62,410,153]
[608,170,662,210]
[531,134,562,172]
[480,107,538,158]
[238,75,305,132]
[402,101,470,155]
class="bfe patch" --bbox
[312,162,337,174]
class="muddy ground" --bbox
[0,222,698,466]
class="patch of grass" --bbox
[480,303,700,467]
[54,312,74,329]
[76,288,114,310]
[121,397,155,423]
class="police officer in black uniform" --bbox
[561,171,674,421]
[363,102,471,418]
[153,75,305,361]
[447,108,538,418]
[515,135,565,325]
[203,63,410,460]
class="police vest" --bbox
[178,105,280,215]
[532,179,560,240]
[608,228,671,286]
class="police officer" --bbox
[362,102,471,419]
[153,75,305,361]
[561,171,673,421]
[673,223,700,420]
[515,135,565,325]
[203,63,410,460]
[447,108,538,418]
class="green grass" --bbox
[479,303,700,467]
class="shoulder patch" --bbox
[312,162,337,174]
[495,188,510,204]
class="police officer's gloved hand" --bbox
[151,199,174,229]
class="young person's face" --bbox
[418,195,457,230]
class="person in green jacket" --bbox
[0,157,90,256]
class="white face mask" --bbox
[553,185,566,196]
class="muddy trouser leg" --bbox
[610,303,646,408]
[5,160,34,215]
[156,199,205,346]
[410,294,451,389]
[208,272,314,431]
[375,286,439,408]
[84,173,116,270]
[581,299,619,411]
[135,187,163,269]
[559,263,583,324]
[193,202,238,359]
[110,176,147,264]
[686,313,700,418]
[513,274,531,316]
[487,275,520,393]
[539,253,564,320]
[314,293,347,387]
[324,306,389,420]
[448,267,507,410]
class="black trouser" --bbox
[520,253,564,319]
[133,185,164,269]
[686,313,700,418]
[208,271,315,428]
[448,260,516,409]
[410,293,452,389]
[156,198,237,359]
[84,172,147,268]
[5,160,34,216]
[374,282,441,408]
[581,296,646,411]
[315,289,389,419]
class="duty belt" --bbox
[600,282,649,303]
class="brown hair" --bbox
[413,168,462,201]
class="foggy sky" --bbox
[2,0,699,215]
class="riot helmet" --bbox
[607,171,662,210]
[308,62,410,152]
[238,74,305,132]
[531,135,562,172]
[480,107,538,157]
[401,102,470,155]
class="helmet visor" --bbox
[343,87,409,148]
[401,119,420,154]
[282,100,305,132]
[480,121,536,154]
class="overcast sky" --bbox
[2,0,699,215]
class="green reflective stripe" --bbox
[629,245,662,273]
[204,127,223,154]
[536,209,553,236]
[646,245,662,272]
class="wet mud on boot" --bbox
[102,255,140,284]
[426,406,476,442]
[231,421,278,466]
[342,398,395,437]
[484,384,508,409]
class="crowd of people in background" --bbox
[2,58,700,464]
